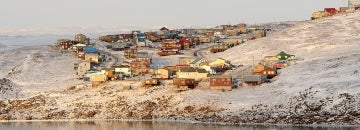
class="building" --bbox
[178,57,197,65]
[264,56,280,62]
[189,58,208,67]
[177,67,208,81]
[152,68,172,80]
[252,64,277,78]
[85,53,99,63]
[277,51,295,61]
[209,58,231,69]
[75,34,90,45]
[114,65,132,76]
[210,75,232,90]
[76,61,91,79]
[173,78,196,91]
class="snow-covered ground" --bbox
[0,34,73,51]
[0,11,359,125]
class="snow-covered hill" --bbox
[0,11,359,125]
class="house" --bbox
[113,65,132,76]
[209,58,231,69]
[277,51,295,61]
[324,8,338,16]
[112,42,128,51]
[242,75,267,86]
[264,56,280,62]
[221,39,243,45]
[179,38,191,49]
[90,74,107,82]
[134,52,149,58]
[76,61,91,79]
[177,67,208,81]
[75,34,90,45]
[210,75,232,90]
[189,58,208,67]
[84,47,99,54]
[252,64,277,78]
[198,65,217,75]
[152,68,172,80]
[85,53,99,63]
[57,39,76,50]
[135,55,152,63]
[160,27,169,32]
[173,78,196,91]
[124,48,137,58]
[339,7,348,13]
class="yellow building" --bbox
[209,58,230,68]
[85,53,99,63]
[153,68,171,79]
[177,67,208,81]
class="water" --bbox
[0,121,358,130]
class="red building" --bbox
[210,75,232,90]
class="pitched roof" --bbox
[211,75,232,79]
[180,67,197,72]
[190,57,207,65]
[196,68,208,73]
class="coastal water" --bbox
[0,121,358,130]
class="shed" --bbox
[210,75,232,90]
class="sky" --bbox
[0,0,347,34]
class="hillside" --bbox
[0,11,359,125]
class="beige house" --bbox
[76,61,91,78]
[264,56,280,62]
[177,67,208,81]
[209,58,230,68]
[85,53,99,63]
[114,65,132,76]
[90,74,107,82]
[152,68,171,79]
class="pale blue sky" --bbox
[0,0,347,30]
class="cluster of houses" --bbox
[97,23,270,56]
[242,51,296,86]
[148,57,236,91]
[311,0,360,20]
[56,34,125,84]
